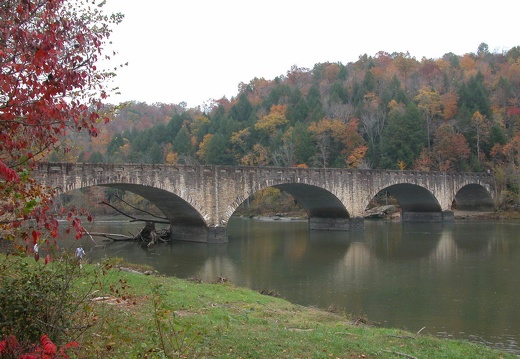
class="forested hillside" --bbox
[54,44,520,208]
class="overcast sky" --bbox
[101,0,519,108]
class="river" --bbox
[73,217,520,354]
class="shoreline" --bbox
[237,210,520,222]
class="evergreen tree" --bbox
[88,151,104,163]
[146,142,163,163]
[286,89,308,123]
[457,71,492,118]
[292,122,315,165]
[106,134,125,158]
[362,70,376,93]
[205,133,233,165]
[230,93,254,122]
[306,85,324,122]
[380,103,426,169]
[172,125,193,157]
[329,81,348,104]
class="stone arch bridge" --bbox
[34,163,496,243]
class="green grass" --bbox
[70,262,515,359]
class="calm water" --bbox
[74,217,520,354]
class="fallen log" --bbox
[86,221,171,247]
[86,232,135,241]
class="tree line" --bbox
[54,43,520,208]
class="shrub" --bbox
[0,252,99,346]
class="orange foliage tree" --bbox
[432,124,471,171]
[254,104,288,135]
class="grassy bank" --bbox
[57,260,513,358]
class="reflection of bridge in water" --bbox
[34,162,496,243]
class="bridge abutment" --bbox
[308,217,365,231]
[401,211,455,222]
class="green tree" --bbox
[457,72,492,118]
[286,88,308,123]
[148,142,163,164]
[380,103,426,169]
[230,93,254,122]
[106,134,125,158]
[306,86,324,122]
[205,133,233,165]
[172,126,193,159]
[362,70,376,92]
[292,122,315,165]
[88,151,104,163]
[329,81,348,104]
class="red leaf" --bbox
[0,160,19,182]
[32,230,39,243]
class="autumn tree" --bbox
[392,52,418,88]
[307,118,365,168]
[271,127,297,167]
[360,93,386,166]
[229,128,251,163]
[254,104,288,135]
[470,111,490,161]
[241,144,269,166]
[415,88,442,150]
[343,118,367,168]
[0,0,122,246]
[308,118,346,167]
[432,124,471,171]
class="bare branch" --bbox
[113,194,168,221]
[98,200,170,224]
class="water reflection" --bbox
[365,222,442,260]
[72,217,520,354]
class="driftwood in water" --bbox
[91,199,171,247]
[137,221,171,248]
[87,221,171,248]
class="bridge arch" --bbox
[223,183,350,225]
[102,184,207,227]
[452,183,495,211]
[364,183,443,221]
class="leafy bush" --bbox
[0,253,99,346]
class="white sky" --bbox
[101,0,519,108]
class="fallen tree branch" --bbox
[416,326,426,335]
[82,228,99,245]
[86,232,135,241]
[388,326,427,340]
[87,222,171,247]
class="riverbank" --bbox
[240,209,520,222]
[70,261,516,358]
[454,209,520,220]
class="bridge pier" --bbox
[401,211,454,222]
[170,225,227,243]
[308,217,365,231]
